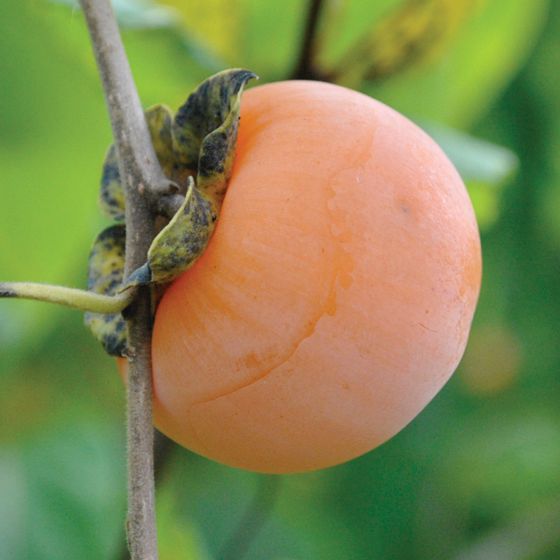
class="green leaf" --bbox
[84,225,127,357]
[423,123,519,185]
[465,181,502,231]
[333,0,475,87]
[360,0,550,127]
[422,123,518,230]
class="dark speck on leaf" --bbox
[104,333,126,356]
[0,286,16,298]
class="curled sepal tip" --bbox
[173,68,257,183]
[84,224,128,357]
[120,69,258,290]
[124,177,215,287]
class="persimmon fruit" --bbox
[135,81,481,473]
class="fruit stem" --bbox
[0,281,135,314]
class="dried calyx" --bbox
[0,69,257,357]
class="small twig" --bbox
[79,1,164,558]
[291,0,327,80]
[219,476,281,560]
[153,431,177,480]
[0,282,134,313]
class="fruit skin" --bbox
[148,80,482,474]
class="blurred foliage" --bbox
[1,0,559,558]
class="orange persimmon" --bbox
[138,81,481,473]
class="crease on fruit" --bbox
[189,307,321,409]
[187,161,362,431]
[184,313,320,453]
[185,125,375,446]
[417,321,438,333]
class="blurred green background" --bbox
[1,0,559,558]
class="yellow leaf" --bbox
[333,0,482,87]
[158,0,243,63]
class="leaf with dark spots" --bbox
[332,0,475,87]
[124,177,216,286]
[144,104,176,179]
[99,69,257,294]
[99,145,125,222]
[99,104,188,223]
[172,69,257,172]
[194,72,253,205]
[84,225,128,357]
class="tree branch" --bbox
[291,0,327,80]
[79,1,162,558]
[118,432,177,560]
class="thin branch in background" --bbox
[154,431,177,480]
[291,0,327,80]
[79,1,167,558]
[219,476,282,560]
